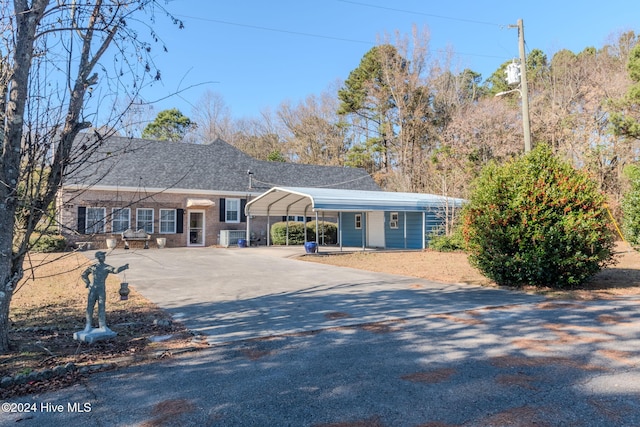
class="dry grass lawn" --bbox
[304,241,640,299]
[1,252,205,398]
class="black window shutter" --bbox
[77,207,86,234]
[240,199,247,222]
[176,209,184,234]
[219,198,226,222]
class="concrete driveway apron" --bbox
[99,246,543,344]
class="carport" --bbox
[245,186,465,250]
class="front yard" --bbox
[303,241,640,299]
[1,252,205,398]
[2,242,638,398]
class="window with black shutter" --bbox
[240,199,247,223]
[219,198,226,222]
[176,209,184,234]
[77,207,86,234]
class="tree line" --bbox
[138,28,640,212]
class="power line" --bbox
[338,0,510,62]
[439,50,506,60]
[174,14,374,46]
[175,13,506,62]
[337,0,502,27]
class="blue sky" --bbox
[138,0,640,121]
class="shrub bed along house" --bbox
[28,233,67,253]
[307,221,337,244]
[270,221,337,245]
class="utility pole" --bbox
[517,19,532,153]
[511,19,532,153]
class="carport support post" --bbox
[315,212,319,252]
[361,211,365,251]
[267,209,271,246]
[422,212,426,249]
[285,207,290,246]
[303,207,309,245]
[246,212,251,246]
[339,212,343,251]
[404,212,407,249]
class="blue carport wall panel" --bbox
[424,208,444,247]
[385,211,425,249]
[341,212,365,247]
[342,210,445,249]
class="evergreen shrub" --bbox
[270,222,313,245]
[29,233,67,253]
[428,226,465,252]
[307,221,338,244]
[622,164,640,247]
[270,221,338,245]
[462,144,615,288]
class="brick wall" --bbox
[58,188,272,248]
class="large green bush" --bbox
[270,222,314,245]
[307,221,338,244]
[270,221,338,245]
[462,144,615,288]
[622,164,640,247]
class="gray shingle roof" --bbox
[67,135,380,193]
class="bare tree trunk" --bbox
[0,0,180,354]
[0,0,48,353]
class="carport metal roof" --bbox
[245,186,466,217]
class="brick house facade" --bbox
[58,135,380,248]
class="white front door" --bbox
[366,211,385,248]
[188,210,205,246]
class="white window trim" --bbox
[159,209,177,234]
[188,210,206,247]
[390,212,399,229]
[225,198,241,224]
[111,207,131,234]
[136,208,154,233]
[355,214,362,230]
[86,207,106,234]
